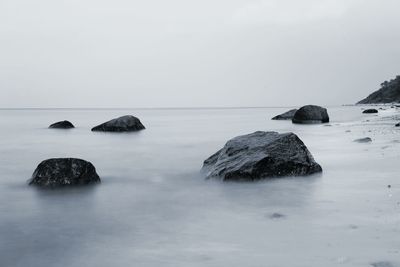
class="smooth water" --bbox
[0,107,399,267]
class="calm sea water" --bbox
[0,107,399,267]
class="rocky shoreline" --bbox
[28,104,400,188]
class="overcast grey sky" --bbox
[1,0,399,108]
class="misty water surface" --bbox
[0,107,399,267]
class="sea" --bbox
[0,106,399,267]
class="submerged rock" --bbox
[292,105,329,124]
[201,131,322,181]
[268,213,286,219]
[370,262,394,267]
[395,123,400,127]
[271,109,297,120]
[91,115,145,132]
[29,158,100,188]
[49,120,74,129]
[363,109,378,114]
[354,137,372,143]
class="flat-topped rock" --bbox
[272,109,298,120]
[201,131,322,181]
[29,158,100,188]
[362,109,378,114]
[292,105,329,124]
[91,115,145,132]
[49,120,74,129]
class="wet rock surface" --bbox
[363,109,379,114]
[292,105,329,124]
[91,115,145,132]
[29,158,100,188]
[49,120,74,129]
[271,109,297,120]
[201,131,322,181]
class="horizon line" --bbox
[0,104,360,110]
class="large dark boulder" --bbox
[362,109,378,114]
[49,120,74,129]
[201,131,322,181]
[29,158,100,188]
[358,75,400,104]
[272,109,297,120]
[91,115,145,132]
[292,105,329,124]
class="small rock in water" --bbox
[49,120,74,129]
[271,109,298,120]
[345,130,351,133]
[349,224,358,229]
[354,137,372,143]
[268,213,286,219]
[29,158,100,188]
[388,185,391,188]
[395,123,400,127]
[91,115,145,132]
[370,261,394,267]
[363,109,378,114]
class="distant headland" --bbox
[358,75,400,104]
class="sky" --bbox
[1,0,399,108]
